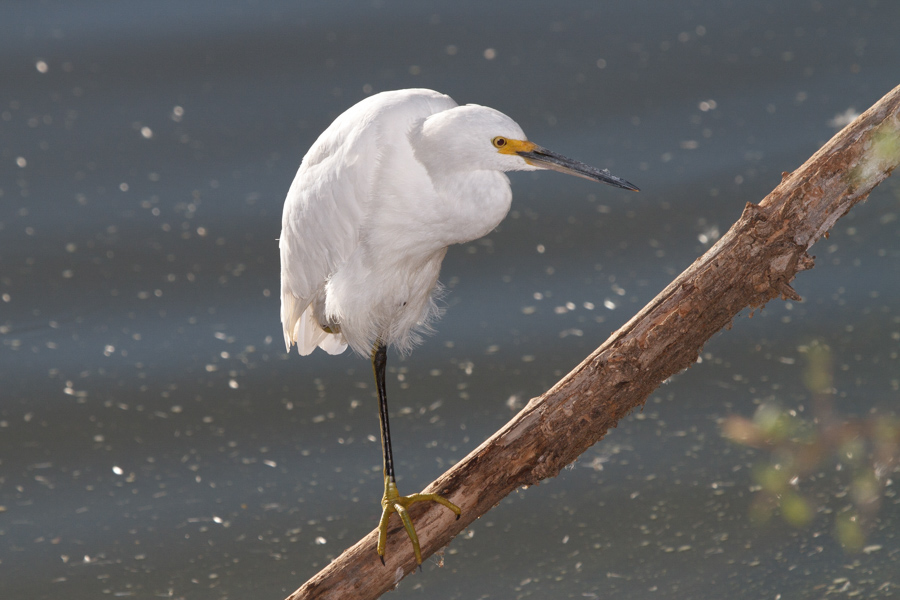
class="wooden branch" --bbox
[285,84,900,600]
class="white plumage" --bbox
[282,89,526,356]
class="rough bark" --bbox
[285,83,900,600]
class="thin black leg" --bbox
[372,341,395,481]
[372,340,460,565]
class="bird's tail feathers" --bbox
[281,290,306,352]
[315,328,348,355]
[283,296,348,356]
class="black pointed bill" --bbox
[519,144,639,191]
[501,139,639,191]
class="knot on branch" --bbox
[739,203,814,308]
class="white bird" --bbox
[280,88,637,565]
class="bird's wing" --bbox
[279,124,369,354]
[280,89,457,355]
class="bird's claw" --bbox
[376,476,461,566]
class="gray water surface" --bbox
[2,1,899,598]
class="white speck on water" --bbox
[829,107,859,128]
[559,328,583,338]
[698,226,719,245]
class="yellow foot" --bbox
[376,474,461,566]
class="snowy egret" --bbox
[280,88,638,565]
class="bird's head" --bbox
[415,104,638,191]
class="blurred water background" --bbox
[2,1,899,598]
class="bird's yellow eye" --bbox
[492,136,507,149]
